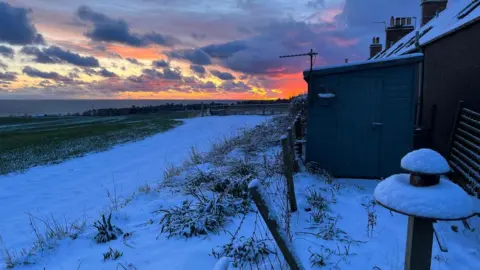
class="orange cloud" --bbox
[108,45,165,60]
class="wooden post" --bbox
[404,216,434,270]
[200,102,205,117]
[249,181,304,270]
[288,127,299,173]
[282,137,298,212]
[294,117,302,138]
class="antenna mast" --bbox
[279,48,318,75]
[279,48,318,96]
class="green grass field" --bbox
[0,111,198,175]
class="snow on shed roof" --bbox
[373,0,480,60]
[304,53,423,75]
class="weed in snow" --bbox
[212,236,275,268]
[306,162,334,185]
[308,243,357,268]
[0,214,85,268]
[137,183,151,194]
[158,194,246,239]
[103,247,123,261]
[362,200,377,238]
[305,188,330,224]
[94,213,123,244]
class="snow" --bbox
[306,53,423,72]
[0,116,268,255]
[374,174,474,220]
[248,179,261,189]
[318,93,335,98]
[2,115,480,270]
[401,148,451,174]
[473,196,480,214]
[374,0,480,59]
[293,176,480,270]
[213,257,230,270]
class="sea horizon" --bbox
[0,99,254,116]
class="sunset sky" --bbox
[0,0,422,100]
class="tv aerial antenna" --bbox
[279,48,318,76]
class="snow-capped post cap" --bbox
[401,148,450,175]
[401,148,450,187]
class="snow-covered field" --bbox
[1,115,479,270]
[0,116,268,267]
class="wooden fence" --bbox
[205,103,290,116]
[448,101,480,198]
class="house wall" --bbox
[421,21,480,157]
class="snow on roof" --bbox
[374,174,475,220]
[305,53,423,73]
[401,148,451,174]
[374,0,480,60]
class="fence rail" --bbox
[205,104,290,116]
[448,101,480,198]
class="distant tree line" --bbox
[81,99,291,116]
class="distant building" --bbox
[370,0,480,157]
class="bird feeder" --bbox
[374,149,476,270]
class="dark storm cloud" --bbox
[0,2,44,45]
[161,68,182,80]
[152,60,169,68]
[0,71,17,81]
[22,66,71,81]
[82,67,117,77]
[43,46,100,67]
[0,45,14,58]
[76,6,181,47]
[201,40,248,59]
[190,65,205,74]
[21,46,59,64]
[126,58,143,66]
[129,67,182,83]
[210,70,235,80]
[21,46,100,67]
[98,68,117,78]
[220,81,250,92]
[166,48,211,65]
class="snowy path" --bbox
[0,116,267,251]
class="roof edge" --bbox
[303,53,423,77]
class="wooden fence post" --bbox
[248,180,304,270]
[288,127,299,173]
[282,136,298,212]
[201,102,205,117]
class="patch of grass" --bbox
[0,112,188,175]
[157,194,245,239]
[0,214,85,268]
[103,247,123,261]
[94,214,123,244]
[212,236,275,268]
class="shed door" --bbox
[336,77,382,178]
[378,74,415,177]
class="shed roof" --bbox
[373,0,480,60]
[303,53,423,78]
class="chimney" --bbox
[369,37,383,58]
[385,16,415,50]
[421,0,448,26]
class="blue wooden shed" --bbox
[304,53,423,179]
